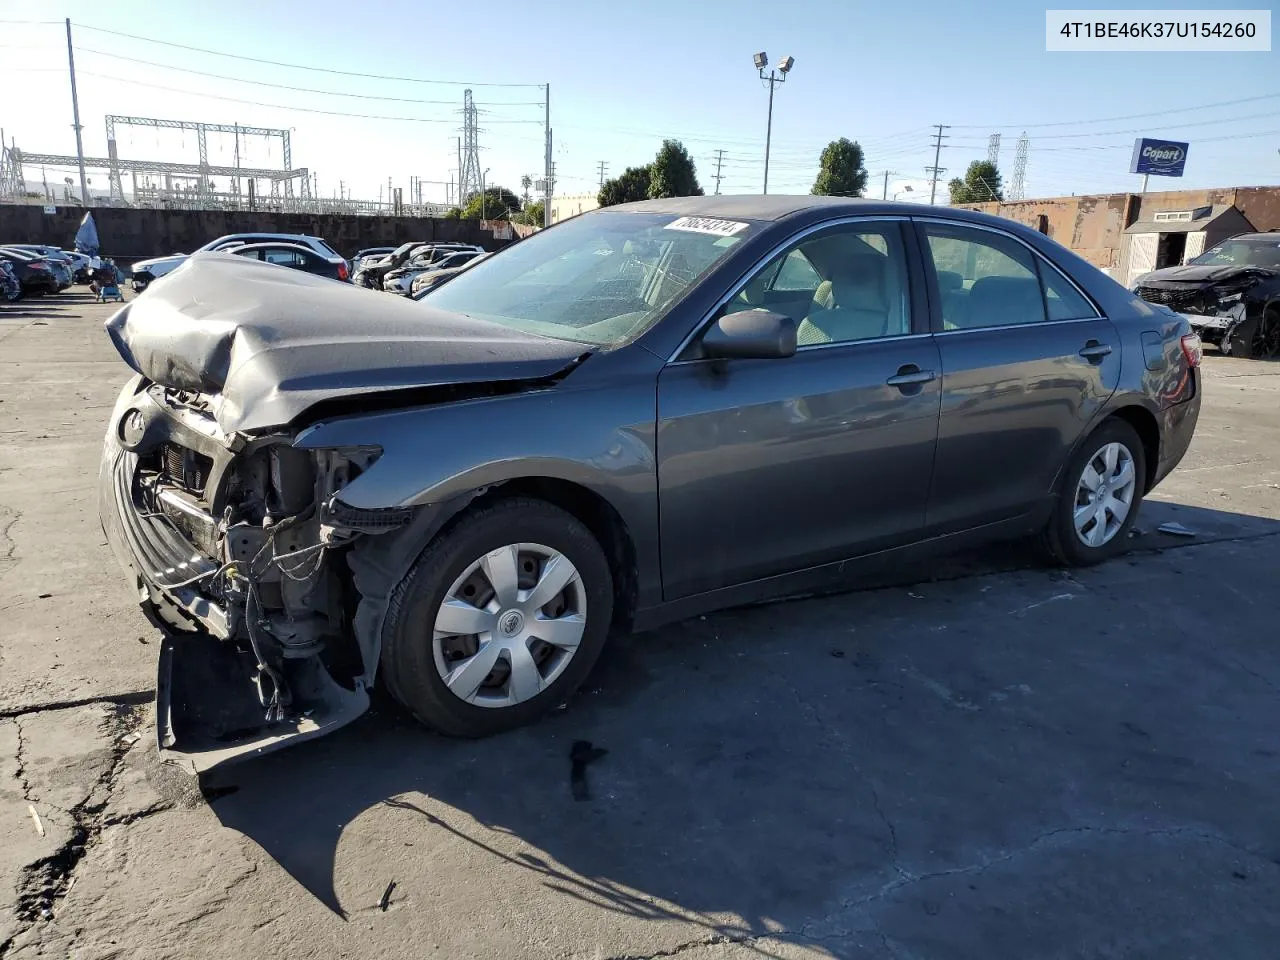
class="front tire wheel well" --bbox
[466,477,639,635]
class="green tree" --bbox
[648,139,703,199]
[598,165,652,207]
[513,200,545,226]
[442,206,462,221]
[948,161,1004,203]
[460,186,521,220]
[811,138,868,197]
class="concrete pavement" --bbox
[2,295,1279,959]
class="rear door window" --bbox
[921,224,1046,329]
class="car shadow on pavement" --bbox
[201,499,1280,953]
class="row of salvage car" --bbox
[128,234,488,296]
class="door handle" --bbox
[886,366,937,388]
[1079,340,1113,362]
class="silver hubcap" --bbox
[432,542,586,708]
[1073,441,1137,548]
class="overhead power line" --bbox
[953,92,1280,130]
[74,71,543,124]
[950,109,1280,143]
[76,47,544,106]
[72,22,544,87]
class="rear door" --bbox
[914,219,1120,533]
[656,218,942,599]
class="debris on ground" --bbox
[1158,522,1197,537]
[570,740,608,801]
[28,804,44,837]
[119,731,142,746]
[379,880,396,911]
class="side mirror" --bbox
[701,309,797,360]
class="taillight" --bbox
[1180,333,1203,367]
[337,261,349,281]
[28,262,48,270]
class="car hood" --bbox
[103,252,590,434]
[1136,263,1275,285]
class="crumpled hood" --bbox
[1137,264,1274,285]
[104,252,588,434]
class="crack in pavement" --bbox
[774,670,909,891]
[799,822,1279,940]
[11,716,35,805]
[6,704,148,948]
[598,933,760,960]
[0,691,153,721]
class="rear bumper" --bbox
[1153,375,1201,489]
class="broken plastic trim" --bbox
[323,498,414,533]
[156,630,369,774]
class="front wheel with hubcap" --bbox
[1042,419,1146,566]
[381,498,614,738]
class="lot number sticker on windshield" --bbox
[665,216,749,237]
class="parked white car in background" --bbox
[130,233,344,291]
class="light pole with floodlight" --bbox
[892,185,914,201]
[754,51,794,195]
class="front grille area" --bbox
[1137,285,1209,314]
[161,443,213,494]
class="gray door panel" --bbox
[927,320,1120,532]
[656,337,943,600]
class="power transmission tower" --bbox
[712,149,725,195]
[986,133,1002,166]
[1009,132,1029,200]
[457,88,483,203]
[597,160,608,190]
[925,124,950,205]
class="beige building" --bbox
[956,185,1280,281]
[550,193,600,224]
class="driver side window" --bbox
[722,221,912,346]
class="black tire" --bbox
[1223,310,1280,360]
[380,497,614,738]
[1041,418,1147,566]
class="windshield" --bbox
[1192,238,1280,269]
[424,211,754,346]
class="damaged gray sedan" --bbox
[99,197,1201,771]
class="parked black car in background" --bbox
[99,197,1201,771]
[1133,231,1280,358]
[0,248,59,296]
[228,242,352,282]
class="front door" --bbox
[916,220,1121,534]
[656,219,941,600]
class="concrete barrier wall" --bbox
[0,204,514,267]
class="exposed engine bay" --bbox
[104,380,407,772]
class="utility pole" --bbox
[713,149,726,195]
[880,169,899,200]
[597,160,608,190]
[544,83,552,228]
[64,19,89,206]
[926,124,950,205]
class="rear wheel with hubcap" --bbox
[381,498,614,737]
[1042,418,1146,566]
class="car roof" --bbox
[604,194,1040,231]
[1225,232,1280,242]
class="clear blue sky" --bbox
[0,0,1276,205]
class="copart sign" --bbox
[1129,138,1190,177]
